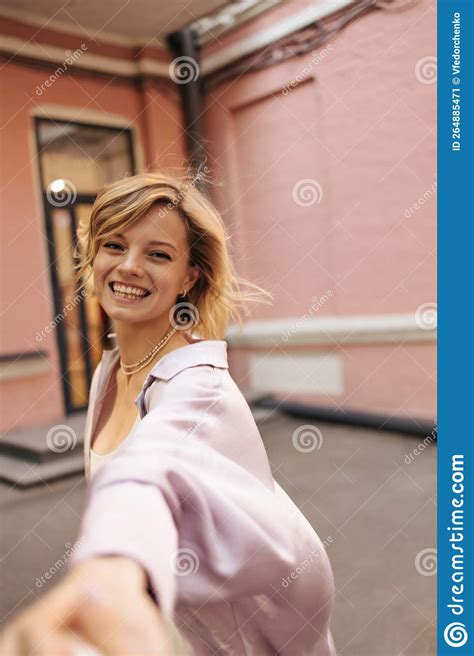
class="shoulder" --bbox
[142,340,230,414]
[132,352,272,482]
[145,363,226,415]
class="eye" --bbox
[103,241,124,251]
[150,251,172,260]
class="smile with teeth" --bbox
[109,282,151,300]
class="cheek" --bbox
[93,250,112,275]
[152,261,182,285]
[91,253,109,287]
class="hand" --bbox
[0,556,173,655]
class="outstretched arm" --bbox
[0,555,173,655]
[69,366,300,619]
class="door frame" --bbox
[34,116,136,413]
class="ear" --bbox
[184,264,200,293]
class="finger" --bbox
[74,590,145,654]
[73,590,172,656]
[16,627,74,656]
[12,581,88,638]
[67,634,103,656]
[0,582,99,656]
[0,627,20,656]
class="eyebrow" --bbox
[111,233,177,252]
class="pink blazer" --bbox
[69,339,336,655]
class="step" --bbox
[0,395,276,488]
[0,451,85,488]
[241,389,274,406]
[252,407,283,427]
[0,413,86,462]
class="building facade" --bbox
[0,0,436,432]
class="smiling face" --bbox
[92,204,199,325]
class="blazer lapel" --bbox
[84,348,119,482]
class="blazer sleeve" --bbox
[68,365,309,622]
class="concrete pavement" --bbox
[0,414,436,655]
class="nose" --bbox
[116,248,144,277]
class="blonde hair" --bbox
[74,169,273,340]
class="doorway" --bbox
[35,118,136,413]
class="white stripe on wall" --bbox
[226,313,437,348]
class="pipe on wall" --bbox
[167,26,207,189]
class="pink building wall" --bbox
[0,0,436,431]
[203,0,436,419]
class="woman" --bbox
[0,171,336,655]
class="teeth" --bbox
[112,283,146,297]
[111,283,148,297]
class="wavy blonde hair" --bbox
[74,169,273,340]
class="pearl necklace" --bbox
[120,326,178,375]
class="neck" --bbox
[112,319,199,391]
[113,316,180,367]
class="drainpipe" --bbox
[167,27,207,189]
